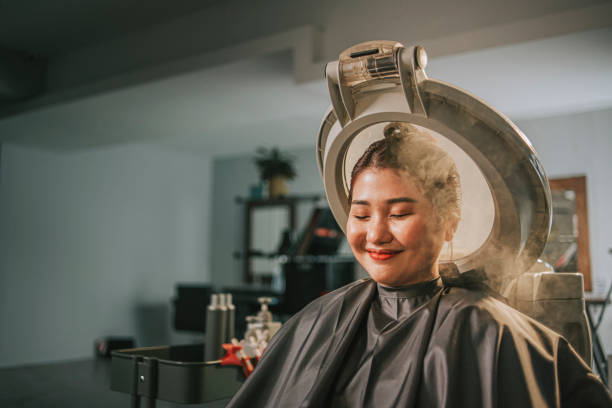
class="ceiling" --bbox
[0,1,610,157]
[2,0,605,57]
[0,0,224,56]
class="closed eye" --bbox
[390,213,412,219]
[353,215,370,220]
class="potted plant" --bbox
[255,147,296,198]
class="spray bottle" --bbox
[205,293,227,361]
[225,293,236,342]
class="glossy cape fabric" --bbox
[227,278,611,408]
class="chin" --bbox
[362,259,436,287]
[366,267,410,287]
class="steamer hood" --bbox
[316,41,552,282]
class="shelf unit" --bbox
[235,194,323,283]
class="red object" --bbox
[220,343,255,378]
[242,358,254,377]
[220,343,243,366]
[314,227,339,238]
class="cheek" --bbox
[391,219,427,245]
[346,221,365,250]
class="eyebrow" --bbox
[351,197,418,205]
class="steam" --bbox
[348,121,523,290]
[385,122,461,232]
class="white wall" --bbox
[516,107,612,352]
[0,143,212,367]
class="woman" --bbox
[228,123,611,407]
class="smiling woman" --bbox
[346,122,461,287]
[348,168,446,286]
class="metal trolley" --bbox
[111,344,243,407]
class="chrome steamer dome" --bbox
[316,41,551,282]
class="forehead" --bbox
[351,168,424,200]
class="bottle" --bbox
[204,294,227,361]
[257,297,273,322]
[225,293,236,342]
[256,297,282,340]
[244,315,258,342]
[218,294,229,341]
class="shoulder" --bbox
[441,285,535,324]
[267,278,375,343]
[283,278,375,325]
[438,286,559,347]
[260,278,375,361]
[317,278,376,304]
[441,285,511,315]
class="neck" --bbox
[380,264,440,287]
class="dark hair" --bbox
[349,122,461,228]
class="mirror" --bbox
[251,206,290,276]
[540,176,592,290]
[243,199,295,283]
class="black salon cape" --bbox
[227,278,611,408]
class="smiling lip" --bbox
[367,250,401,261]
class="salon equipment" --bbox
[112,291,281,406]
[221,341,256,378]
[173,284,213,332]
[112,292,252,406]
[317,40,550,283]
[586,282,612,384]
[111,344,243,407]
[205,294,228,361]
[248,297,282,341]
[295,207,344,255]
[95,336,135,358]
[220,287,282,336]
[280,255,355,314]
[226,294,236,342]
[512,272,592,365]
[212,300,284,382]
[316,40,592,364]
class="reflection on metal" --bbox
[514,271,592,365]
[317,40,552,282]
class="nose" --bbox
[367,215,393,245]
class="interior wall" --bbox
[0,143,212,367]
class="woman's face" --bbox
[347,168,447,286]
